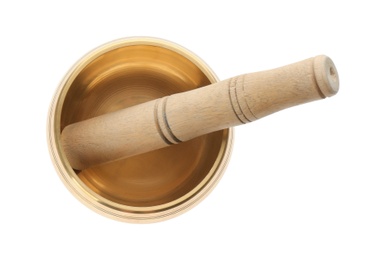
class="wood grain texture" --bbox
[61,55,339,170]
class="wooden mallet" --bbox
[61,55,339,170]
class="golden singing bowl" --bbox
[47,37,233,223]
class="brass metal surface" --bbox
[47,38,233,222]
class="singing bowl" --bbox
[47,37,233,223]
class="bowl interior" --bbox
[60,43,228,207]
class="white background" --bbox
[1,1,381,259]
